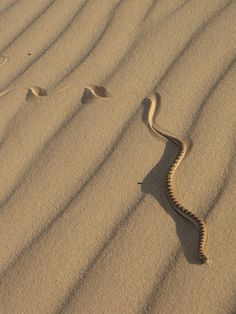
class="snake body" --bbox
[147,94,208,264]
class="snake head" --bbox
[141,92,161,126]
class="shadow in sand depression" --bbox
[140,94,202,265]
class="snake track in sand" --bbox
[0,56,110,100]
[146,93,208,264]
[0,55,9,67]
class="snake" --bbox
[146,93,208,264]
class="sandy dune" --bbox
[0,0,236,313]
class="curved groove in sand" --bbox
[0,56,12,97]
[0,84,110,211]
[0,55,9,66]
[26,86,48,99]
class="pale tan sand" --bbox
[0,0,236,313]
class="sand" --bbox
[0,0,236,313]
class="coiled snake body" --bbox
[146,94,208,264]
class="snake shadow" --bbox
[141,95,201,265]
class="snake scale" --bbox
[146,93,208,264]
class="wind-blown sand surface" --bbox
[0,0,236,313]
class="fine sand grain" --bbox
[0,1,236,313]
